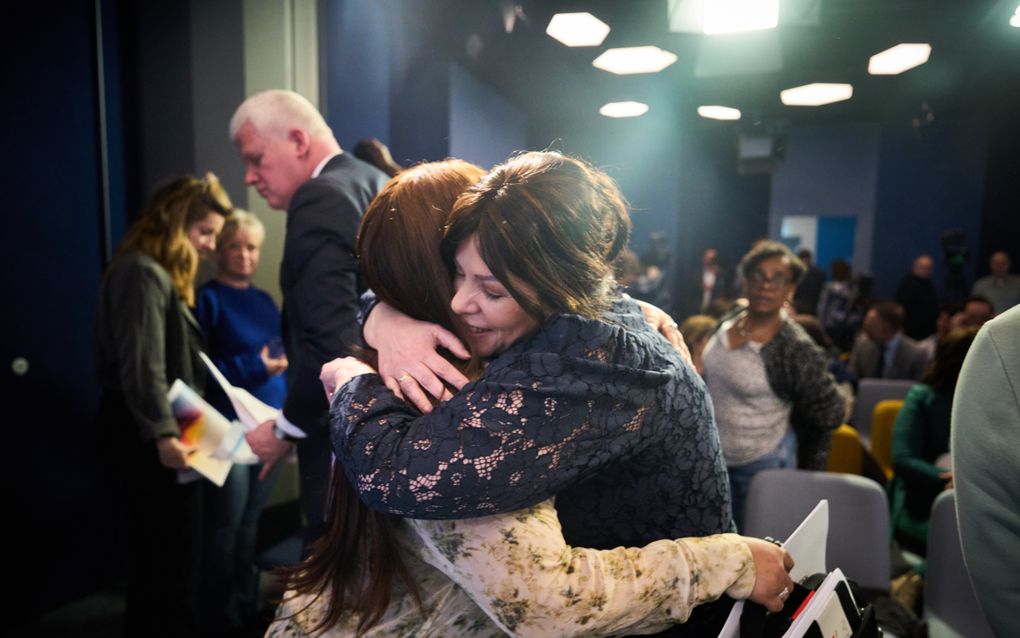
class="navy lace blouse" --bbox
[330,296,734,548]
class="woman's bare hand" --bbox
[743,536,796,613]
[156,436,195,470]
[260,345,288,376]
[363,302,470,412]
[320,357,377,400]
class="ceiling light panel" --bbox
[599,101,649,118]
[546,12,611,47]
[592,46,678,75]
[703,0,779,34]
[698,105,742,120]
[868,43,932,75]
[780,83,853,106]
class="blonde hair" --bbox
[115,173,232,305]
[218,209,265,249]
[229,89,333,142]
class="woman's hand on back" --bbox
[633,299,694,368]
[321,357,377,401]
[742,536,796,613]
[363,301,471,412]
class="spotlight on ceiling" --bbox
[546,12,610,47]
[780,83,853,106]
[698,105,742,120]
[593,46,678,75]
[1011,4,1020,27]
[703,0,779,34]
[868,43,932,75]
[599,101,649,118]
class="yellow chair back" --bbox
[870,399,904,480]
[826,424,864,475]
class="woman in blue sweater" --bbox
[195,210,288,635]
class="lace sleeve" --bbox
[330,349,665,519]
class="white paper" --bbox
[784,499,828,583]
[784,567,855,638]
[199,351,300,434]
[717,500,830,638]
[167,379,233,486]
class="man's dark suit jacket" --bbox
[279,152,388,534]
[848,333,930,381]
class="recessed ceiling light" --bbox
[593,46,678,75]
[1011,8,1020,28]
[698,105,742,120]
[780,83,853,106]
[704,0,779,34]
[546,12,611,47]
[599,101,649,118]
[868,43,932,75]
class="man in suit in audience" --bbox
[849,300,929,381]
[230,89,389,544]
[971,251,1020,314]
[895,254,939,340]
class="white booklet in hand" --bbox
[199,351,304,438]
[167,379,233,486]
[717,500,830,638]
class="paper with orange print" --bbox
[167,379,232,486]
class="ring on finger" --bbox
[397,372,411,382]
[763,536,783,548]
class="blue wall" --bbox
[872,115,986,298]
[323,0,392,150]
[770,122,880,275]
[449,63,526,169]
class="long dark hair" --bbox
[922,326,979,395]
[442,151,631,321]
[279,160,486,635]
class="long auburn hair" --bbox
[281,160,486,635]
[114,173,232,306]
[442,151,631,321]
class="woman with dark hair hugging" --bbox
[271,154,794,637]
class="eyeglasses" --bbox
[747,271,792,287]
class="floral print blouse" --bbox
[268,499,756,637]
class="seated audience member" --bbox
[612,247,642,292]
[918,302,961,360]
[951,306,1020,638]
[793,249,826,315]
[701,241,845,528]
[849,301,929,381]
[678,314,718,376]
[895,254,939,341]
[971,250,1020,313]
[889,326,978,559]
[273,157,794,636]
[194,210,287,635]
[816,258,858,352]
[951,295,995,329]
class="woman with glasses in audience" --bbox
[701,241,846,529]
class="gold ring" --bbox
[397,373,411,382]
